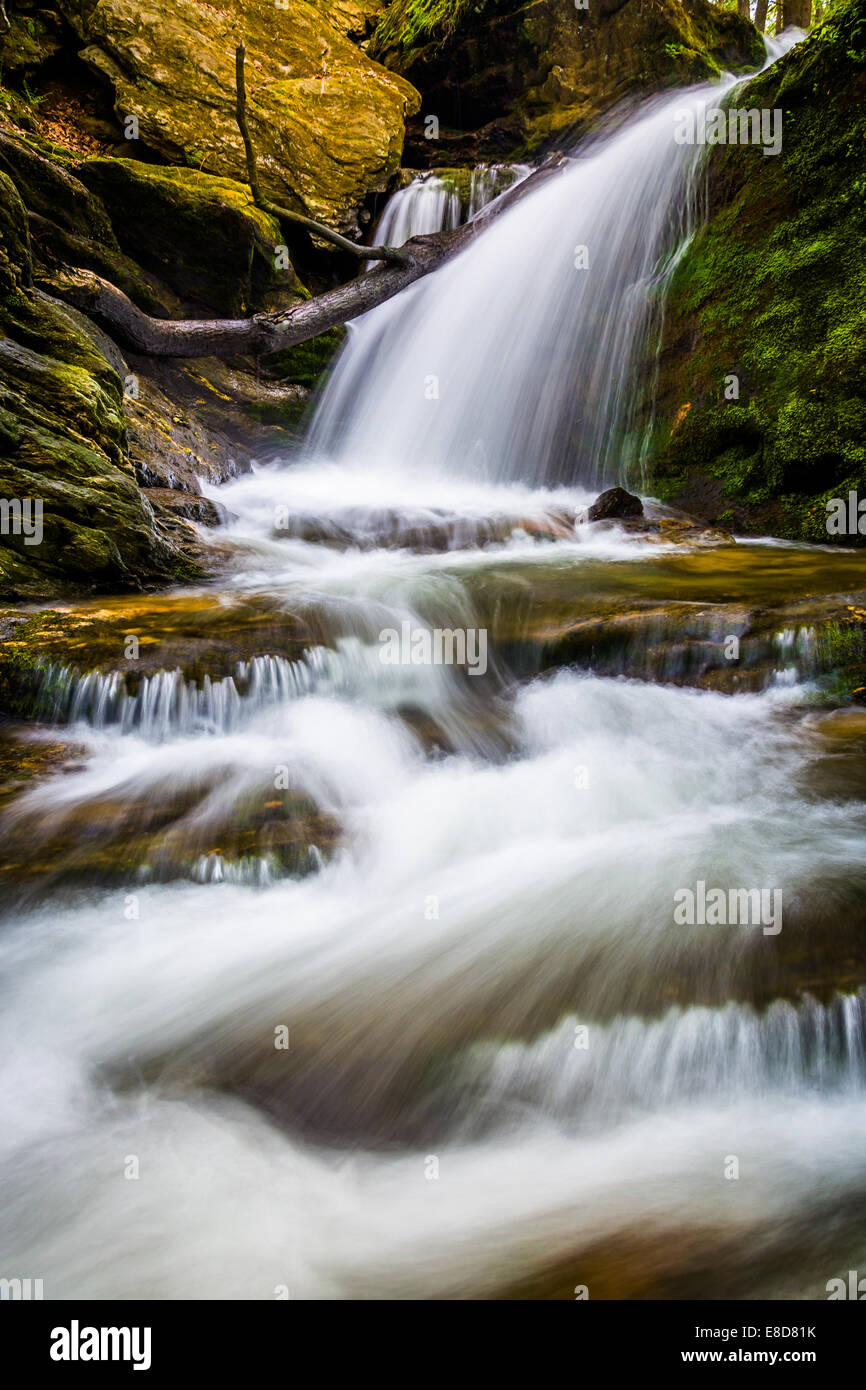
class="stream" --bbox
[4,34,866,1301]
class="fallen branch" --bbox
[44,152,566,358]
[42,224,466,356]
[235,41,406,266]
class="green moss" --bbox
[275,326,347,389]
[373,0,497,67]
[643,0,866,541]
[76,159,301,316]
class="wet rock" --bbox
[587,487,644,522]
[0,596,321,688]
[143,489,230,528]
[0,755,339,894]
[274,505,577,552]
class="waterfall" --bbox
[371,165,531,252]
[308,86,728,488]
[310,39,795,491]
[372,175,461,248]
[6,33,855,1304]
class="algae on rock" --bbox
[640,0,866,541]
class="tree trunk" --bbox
[737,0,750,19]
[754,0,769,32]
[778,0,812,28]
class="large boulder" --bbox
[75,159,300,316]
[371,0,763,161]
[640,0,866,542]
[56,0,420,233]
[0,209,182,599]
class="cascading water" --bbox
[371,165,531,250]
[5,31,864,1302]
[368,176,461,253]
[309,84,736,488]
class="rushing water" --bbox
[6,32,865,1302]
[311,93,727,486]
[371,165,530,252]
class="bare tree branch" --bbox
[234,40,407,266]
[43,224,467,356]
[0,1,10,34]
[43,156,566,358]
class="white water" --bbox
[310,88,732,486]
[6,34,860,1302]
[371,165,530,252]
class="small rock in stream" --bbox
[587,487,644,521]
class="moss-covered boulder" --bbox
[0,168,32,295]
[0,128,170,314]
[76,160,301,315]
[56,0,420,233]
[0,169,187,598]
[641,1,866,542]
[372,0,762,160]
[0,2,66,78]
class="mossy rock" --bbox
[0,285,186,598]
[0,128,171,314]
[372,0,762,160]
[75,159,305,316]
[0,6,66,77]
[56,0,420,234]
[642,0,866,542]
[0,169,32,295]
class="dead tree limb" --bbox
[44,153,566,358]
[235,40,406,266]
[43,224,468,357]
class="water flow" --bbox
[372,165,531,251]
[370,176,461,251]
[6,34,857,1302]
[310,84,735,488]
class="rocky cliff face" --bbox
[641,0,866,541]
[371,0,763,161]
